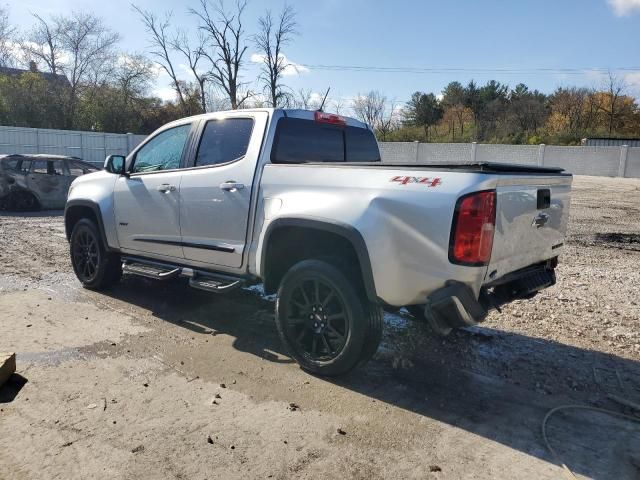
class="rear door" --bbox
[27,159,67,208]
[179,111,268,268]
[113,122,193,259]
[487,175,572,279]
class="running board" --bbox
[189,277,242,294]
[121,257,244,293]
[122,262,181,281]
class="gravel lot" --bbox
[1,175,639,479]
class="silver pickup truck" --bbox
[65,109,572,375]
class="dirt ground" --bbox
[1,175,639,480]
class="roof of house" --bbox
[0,66,68,84]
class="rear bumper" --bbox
[423,260,556,329]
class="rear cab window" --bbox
[271,117,380,164]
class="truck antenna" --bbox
[318,87,331,112]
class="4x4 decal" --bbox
[390,176,442,187]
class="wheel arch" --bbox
[260,217,378,303]
[64,200,112,251]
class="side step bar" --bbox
[189,277,242,294]
[122,262,181,280]
[121,258,244,294]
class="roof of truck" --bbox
[172,108,371,130]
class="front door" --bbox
[113,123,193,260]
[179,112,268,268]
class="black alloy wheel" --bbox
[285,276,350,362]
[72,226,100,283]
[69,218,121,290]
[275,259,383,376]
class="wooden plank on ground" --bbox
[0,353,16,387]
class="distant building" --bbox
[582,137,640,147]
[0,61,69,86]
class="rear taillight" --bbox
[449,190,496,266]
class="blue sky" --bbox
[8,0,640,106]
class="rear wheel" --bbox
[70,218,121,290]
[275,259,383,376]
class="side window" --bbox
[51,160,64,175]
[68,161,97,177]
[2,159,20,171]
[31,160,49,174]
[131,124,191,173]
[195,118,254,167]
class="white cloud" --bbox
[607,0,640,16]
[250,53,309,76]
[623,71,640,86]
[153,86,177,102]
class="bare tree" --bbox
[351,90,386,128]
[115,53,155,98]
[599,71,626,136]
[294,88,312,109]
[22,13,64,74]
[0,6,16,67]
[57,12,120,127]
[133,6,187,110]
[22,12,119,128]
[330,97,346,115]
[294,88,323,110]
[191,0,251,110]
[377,100,400,141]
[253,5,298,108]
[171,31,209,112]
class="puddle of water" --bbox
[19,348,85,366]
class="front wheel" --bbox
[275,259,383,376]
[70,218,121,290]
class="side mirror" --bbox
[104,155,126,175]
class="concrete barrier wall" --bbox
[625,147,640,178]
[1,126,638,178]
[380,141,640,178]
[0,126,147,165]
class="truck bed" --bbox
[299,161,568,175]
[260,161,572,306]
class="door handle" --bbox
[220,181,245,192]
[157,184,176,193]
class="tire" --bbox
[406,304,453,337]
[70,218,121,290]
[275,259,383,376]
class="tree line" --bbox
[0,4,639,145]
[0,2,302,134]
[357,74,640,145]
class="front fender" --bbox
[66,171,119,249]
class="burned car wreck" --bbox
[0,154,99,211]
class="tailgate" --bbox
[486,174,572,281]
